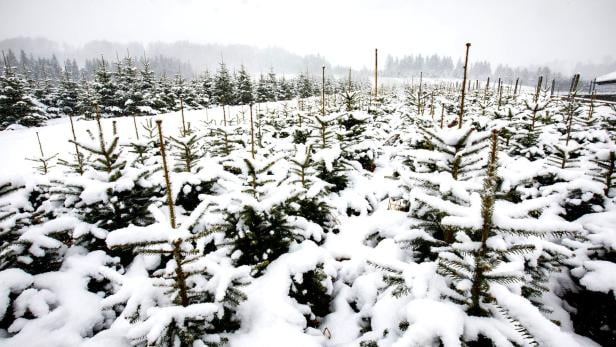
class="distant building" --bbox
[596,71,616,85]
[594,71,616,97]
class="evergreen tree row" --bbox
[0,52,352,129]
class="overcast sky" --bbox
[0,0,614,69]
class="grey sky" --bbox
[0,0,614,69]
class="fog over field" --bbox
[1,0,615,75]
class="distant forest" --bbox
[2,37,614,87]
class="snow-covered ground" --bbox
[1,88,615,347]
[0,103,287,175]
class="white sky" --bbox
[0,0,614,69]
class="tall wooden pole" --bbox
[458,43,471,129]
[321,65,326,116]
[348,67,352,92]
[132,114,140,140]
[68,115,83,174]
[534,76,543,103]
[418,71,423,114]
[223,104,227,127]
[156,120,177,229]
[249,104,255,159]
[374,48,378,98]
[180,97,187,135]
[550,79,556,97]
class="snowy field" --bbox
[1,87,615,347]
[0,103,284,175]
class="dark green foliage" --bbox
[213,62,234,106]
[71,127,124,179]
[359,340,378,347]
[565,288,616,347]
[81,183,162,232]
[277,76,295,101]
[605,106,616,142]
[464,335,497,347]
[208,127,244,157]
[409,126,489,180]
[283,144,335,232]
[311,115,337,149]
[589,151,615,197]
[56,116,163,265]
[0,181,62,273]
[289,264,332,328]
[565,241,616,347]
[175,180,215,212]
[292,129,310,144]
[108,206,248,347]
[234,65,253,105]
[284,196,333,233]
[521,247,566,315]
[368,261,411,298]
[402,127,490,252]
[342,91,359,111]
[0,59,44,128]
[546,144,581,170]
[26,149,58,175]
[399,222,448,262]
[57,69,79,116]
[316,159,348,193]
[507,100,551,160]
[559,189,604,221]
[92,58,119,116]
[433,132,554,347]
[338,112,376,172]
[169,132,202,173]
[223,205,294,273]
[296,72,315,99]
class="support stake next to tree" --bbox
[35,132,48,174]
[156,120,177,229]
[132,114,140,140]
[68,115,84,174]
[250,103,255,159]
[374,48,378,98]
[180,97,187,135]
[458,43,471,129]
[321,65,326,116]
[440,105,445,128]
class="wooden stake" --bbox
[458,43,471,129]
[132,115,140,140]
[374,48,378,98]
[550,79,556,97]
[588,91,596,120]
[534,76,543,103]
[180,97,187,135]
[68,115,84,174]
[94,105,113,174]
[223,104,227,127]
[35,132,48,174]
[418,71,423,114]
[250,104,255,159]
[430,92,435,119]
[321,65,326,116]
[156,120,177,229]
